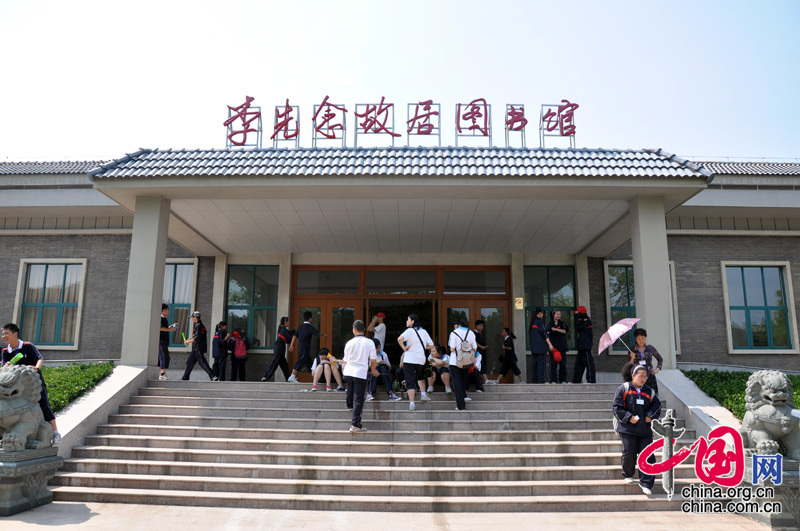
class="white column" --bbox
[211,254,228,326]
[120,196,170,366]
[575,254,590,315]
[276,253,292,326]
[511,252,527,381]
[630,196,675,369]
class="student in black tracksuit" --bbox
[262,317,295,382]
[288,311,323,383]
[211,321,231,381]
[547,309,569,384]
[528,307,553,384]
[182,311,217,381]
[613,365,662,494]
[494,327,524,384]
[1,322,60,442]
[572,306,595,383]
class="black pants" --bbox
[531,353,546,383]
[345,376,367,428]
[231,357,246,381]
[497,355,521,379]
[466,366,484,391]
[212,355,227,381]
[450,365,471,410]
[262,341,290,381]
[182,350,215,380]
[158,343,171,370]
[294,349,312,372]
[647,374,659,396]
[38,374,55,422]
[572,349,596,383]
[368,365,393,394]
[549,351,567,383]
[620,432,655,488]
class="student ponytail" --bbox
[504,327,516,340]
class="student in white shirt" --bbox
[343,320,379,433]
[427,343,452,394]
[448,320,478,411]
[397,313,434,411]
[367,312,387,350]
[367,338,402,401]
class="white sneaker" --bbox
[445,386,452,394]
[52,431,62,444]
[409,402,416,411]
[640,486,652,495]
[158,374,168,381]
[426,386,435,393]
[623,477,635,484]
[366,393,375,401]
[518,381,526,385]
[420,393,431,401]
[349,425,366,433]
[287,374,298,383]
[464,397,472,401]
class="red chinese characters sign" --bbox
[541,99,579,136]
[505,105,528,132]
[272,99,299,141]
[456,98,490,136]
[407,100,440,135]
[223,96,262,147]
[354,97,401,137]
[312,95,348,144]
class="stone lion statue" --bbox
[0,365,53,452]
[740,369,800,460]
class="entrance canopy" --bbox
[90,147,711,257]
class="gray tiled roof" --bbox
[88,147,712,180]
[0,160,108,175]
[699,161,800,176]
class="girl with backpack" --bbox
[229,329,249,381]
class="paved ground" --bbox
[2,502,769,530]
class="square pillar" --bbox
[575,254,590,315]
[511,252,527,382]
[630,196,676,368]
[211,254,228,325]
[120,196,170,366]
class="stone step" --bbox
[70,446,639,467]
[98,424,671,442]
[145,380,623,393]
[107,413,623,431]
[84,434,697,454]
[59,458,700,481]
[52,473,702,497]
[118,403,622,421]
[50,485,679,511]
[127,395,636,411]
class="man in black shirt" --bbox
[182,311,217,381]
[287,311,324,383]
[159,304,177,380]
[1,322,60,443]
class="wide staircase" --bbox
[50,380,697,511]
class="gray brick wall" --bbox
[588,236,800,372]
[0,234,202,363]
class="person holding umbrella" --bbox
[571,306,595,384]
[628,328,663,395]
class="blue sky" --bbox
[1,0,798,161]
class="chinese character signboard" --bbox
[224,96,262,149]
[505,104,528,148]
[456,98,491,147]
[539,99,579,148]
[354,96,401,147]
[272,99,300,148]
[407,100,441,147]
[312,95,348,148]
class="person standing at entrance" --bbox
[448,320,478,411]
[158,304,177,381]
[529,307,553,384]
[572,306,595,384]
[182,311,217,381]
[494,327,524,384]
[343,320,379,433]
[613,365,661,495]
[288,311,324,383]
[211,321,231,381]
[262,317,294,382]
[397,314,434,411]
[473,320,489,389]
[367,312,386,350]
[2,323,61,443]
[628,328,663,395]
[547,309,569,384]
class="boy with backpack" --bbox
[447,320,478,411]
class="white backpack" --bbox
[456,330,476,368]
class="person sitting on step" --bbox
[427,344,452,394]
[367,338,401,401]
[310,348,345,392]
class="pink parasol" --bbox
[598,317,640,355]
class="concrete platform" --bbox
[0,502,769,530]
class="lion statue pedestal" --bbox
[737,370,800,529]
[0,365,63,516]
